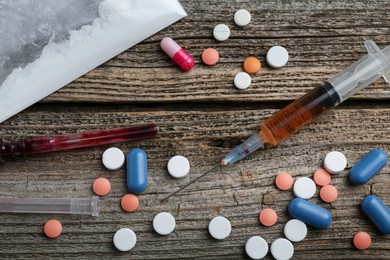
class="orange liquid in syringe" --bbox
[259,82,340,146]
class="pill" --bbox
[288,198,332,229]
[361,195,390,234]
[127,148,148,193]
[92,177,111,196]
[320,185,338,203]
[121,194,139,212]
[44,219,62,238]
[243,57,261,74]
[349,149,387,184]
[167,155,190,178]
[313,168,331,186]
[324,151,347,174]
[201,48,219,65]
[271,238,294,260]
[353,231,371,250]
[102,147,125,171]
[275,172,294,190]
[208,216,231,240]
[293,177,316,199]
[234,72,251,90]
[284,219,307,242]
[160,37,194,71]
[259,208,278,226]
[213,24,230,41]
[234,9,251,26]
[245,236,268,260]
[153,212,176,235]
[113,228,137,251]
[266,46,289,69]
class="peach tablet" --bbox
[121,194,139,212]
[92,177,111,196]
[243,57,261,74]
[202,48,219,65]
[44,219,62,238]
[259,208,278,226]
[313,169,331,186]
[320,185,338,203]
[275,172,294,190]
[353,231,371,250]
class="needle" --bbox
[160,164,222,202]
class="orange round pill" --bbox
[44,219,62,238]
[259,208,278,226]
[275,172,294,190]
[320,185,338,203]
[92,177,111,196]
[121,194,139,212]
[202,48,219,65]
[313,168,331,186]
[353,231,371,250]
[243,57,261,74]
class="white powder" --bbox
[0,0,186,123]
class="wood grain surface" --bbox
[1,0,390,259]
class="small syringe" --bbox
[162,40,390,201]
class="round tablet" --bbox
[275,172,294,190]
[167,155,190,178]
[243,57,261,74]
[153,212,175,235]
[245,236,268,259]
[213,24,230,41]
[234,9,251,26]
[121,194,139,212]
[293,177,316,199]
[208,216,231,240]
[324,151,347,174]
[266,46,289,69]
[271,238,294,260]
[313,168,331,186]
[113,228,137,251]
[201,48,219,65]
[92,177,111,196]
[320,185,338,203]
[44,219,62,238]
[353,231,371,250]
[259,208,278,226]
[234,72,251,90]
[102,147,125,171]
[284,219,307,242]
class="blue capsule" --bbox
[127,148,148,193]
[349,149,387,184]
[361,195,390,234]
[288,198,332,229]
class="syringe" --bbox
[162,40,390,201]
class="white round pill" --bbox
[245,236,269,259]
[153,212,175,235]
[167,155,190,178]
[213,24,230,41]
[113,228,137,252]
[234,9,251,26]
[271,238,294,260]
[266,46,289,69]
[324,151,347,174]
[208,216,231,240]
[102,147,125,171]
[284,219,307,242]
[234,72,251,90]
[293,177,316,199]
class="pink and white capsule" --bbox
[160,37,194,71]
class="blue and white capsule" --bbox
[361,195,390,234]
[127,148,148,193]
[349,149,387,184]
[288,198,332,229]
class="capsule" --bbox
[288,198,332,229]
[349,149,387,184]
[160,37,194,71]
[127,148,147,193]
[361,195,390,234]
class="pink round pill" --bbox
[275,172,294,190]
[259,208,278,226]
[313,168,331,186]
[92,177,111,196]
[202,48,219,65]
[353,231,371,250]
[44,219,62,238]
[320,185,338,203]
[121,194,139,212]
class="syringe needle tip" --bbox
[160,164,221,202]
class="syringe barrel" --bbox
[0,197,99,216]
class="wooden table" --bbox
[1,0,389,259]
